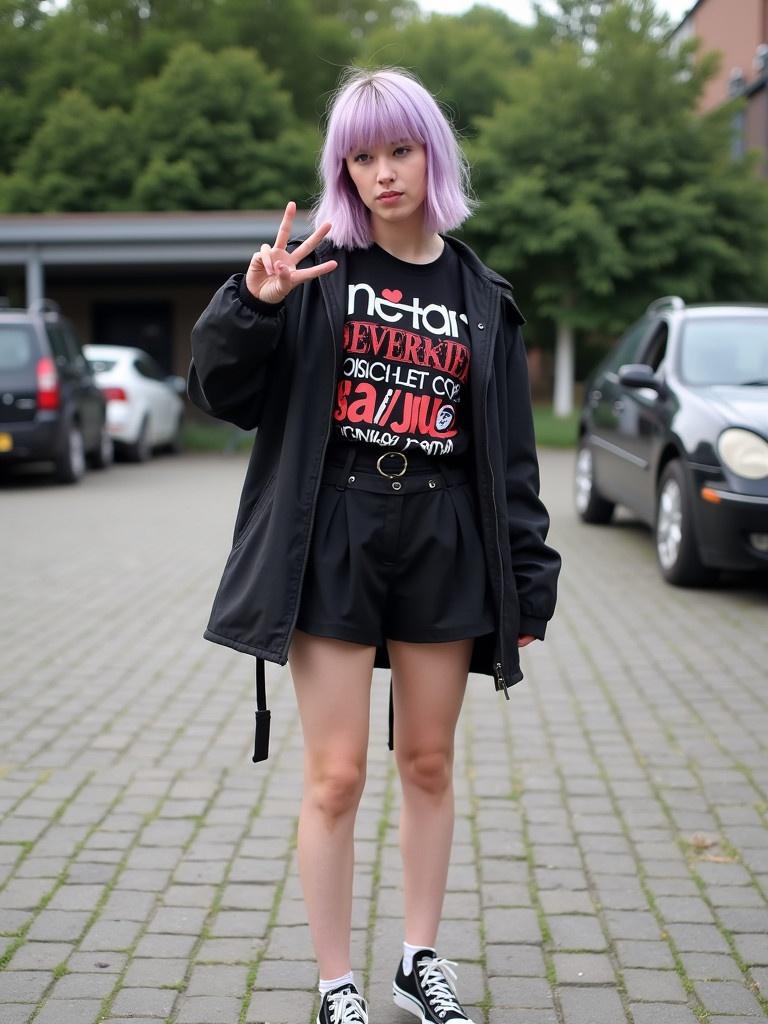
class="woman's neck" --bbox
[370,216,444,264]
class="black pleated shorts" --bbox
[294,444,496,648]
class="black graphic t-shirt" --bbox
[331,241,472,460]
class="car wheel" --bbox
[124,416,151,463]
[88,419,114,470]
[655,460,717,586]
[55,421,87,484]
[574,439,615,523]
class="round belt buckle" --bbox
[376,450,407,478]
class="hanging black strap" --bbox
[252,656,271,763]
[388,674,394,751]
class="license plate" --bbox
[0,433,12,452]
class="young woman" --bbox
[188,66,561,1024]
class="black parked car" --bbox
[0,299,113,483]
[575,297,768,585]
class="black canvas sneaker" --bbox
[317,981,369,1024]
[392,947,478,1023]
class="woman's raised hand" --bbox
[245,201,338,305]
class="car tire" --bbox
[574,438,615,523]
[88,419,114,470]
[55,420,87,484]
[124,416,151,463]
[655,460,718,586]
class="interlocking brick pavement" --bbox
[1,448,766,1022]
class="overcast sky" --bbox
[418,0,693,26]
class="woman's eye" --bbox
[394,147,411,156]
[353,153,370,163]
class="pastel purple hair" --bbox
[312,66,475,249]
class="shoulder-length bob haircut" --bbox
[312,66,475,250]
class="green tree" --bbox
[0,89,137,211]
[220,0,357,120]
[314,0,418,38]
[466,0,768,416]
[130,42,318,209]
[533,0,611,43]
[360,7,536,136]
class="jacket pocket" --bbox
[232,470,277,551]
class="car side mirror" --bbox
[618,363,664,392]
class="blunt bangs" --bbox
[328,79,427,169]
[312,67,475,250]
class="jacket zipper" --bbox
[281,284,338,660]
[486,432,509,700]
[482,294,510,700]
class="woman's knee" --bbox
[305,759,366,819]
[398,748,452,795]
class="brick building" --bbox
[672,0,768,173]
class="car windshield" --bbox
[680,317,768,385]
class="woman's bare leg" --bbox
[288,628,376,979]
[386,637,473,947]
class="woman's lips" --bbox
[377,192,403,204]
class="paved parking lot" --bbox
[1,447,767,1024]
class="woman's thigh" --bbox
[386,637,474,762]
[288,628,377,771]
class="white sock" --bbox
[319,969,355,996]
[403,940,436,976]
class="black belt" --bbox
[322,444,470,494]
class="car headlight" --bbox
[717,428,768,480]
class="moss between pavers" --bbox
[553,603,767,1021]
[464,709,496,1020]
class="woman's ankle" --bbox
[319,968,355,995]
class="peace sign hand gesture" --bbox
[245,201,338,306]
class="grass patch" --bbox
[181,420,254,453]
[532,404,579,448]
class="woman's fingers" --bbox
[291,259,338,283]
[273,201,296,252]
[274,261,292,288]
[289,221,333,265]
[248,216,336,300]
[260,243,275,277]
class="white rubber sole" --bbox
[393,981,477,1024]
[393,984,427,1021]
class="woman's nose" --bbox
[376,160,395,182]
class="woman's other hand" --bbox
[245,201,338,305]
[517,635,536,647]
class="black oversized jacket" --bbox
[187,234,562,760]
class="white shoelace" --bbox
[417,956,465,1018]
[327,987,367,1023]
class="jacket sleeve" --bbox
[186,273,286,431]
[502,298,562,640]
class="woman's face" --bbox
[344,138,428,227]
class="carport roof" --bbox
[0,209,312,266]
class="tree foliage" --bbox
[359,7,537,136]
[0,89,137,211]
[465,0,768,335]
